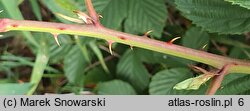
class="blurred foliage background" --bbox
[0,0,250,95]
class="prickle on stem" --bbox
[53,33,60,46]
[130,46,133,50]
[98,14,103,19]
[143,30,153,37]
[167,37,181,44]
[0,10,3,13]
[107,40,114,55]
[201,44,208,50]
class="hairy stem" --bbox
[0,18,250,74]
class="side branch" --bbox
[1,18,250,74]
[85,0,102,27]
[206,64,235,95]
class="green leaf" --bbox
[95,80,136,95]
[64,45,87,87]
[135,48,169,64]
[212,36,250,49]
[174,74,213,90]
[28,34,49,95]
[134,48,186,67]
[117,50,150,93]
[216,74,250,95]
[125,0,167,38]
[49,34,73,64]
[0,83,33,95]
[42,0,79,23]
[29,0,42,20]
[149,68,206,95]
[92,0,127,29]
[175,0,250,34]
[0,52,58,73]
[182,27,209,50]
[75,36,91,64]
[89,41,109,73]
[225,0,250,9]
[84,68,112,86]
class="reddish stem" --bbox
[85,0,102,27]
[206,64,235,95]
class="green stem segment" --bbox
[1,18,250,74]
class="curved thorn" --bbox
[0,10,3,13]
[108,40,113,55]
[130,45,133,50]
[53,33,60,46]
[202,44,208,50]
[167,37,181,44]
[98,14,103,19]
[144,30,153,37]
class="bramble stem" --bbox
[206,64,234,95]
[0,18,250,74]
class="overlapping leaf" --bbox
[176,0,250,34]
[64,45,87,86]
[96,80,136,95]
[225,0,250,10]
[125,0,167,38]
[0,83,32,95]
[149,68,206,95]
[117,50,150,93]
[182,27,209,50]
[92,0,127,29]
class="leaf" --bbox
[212,36,250,49]
[117,50,150,93]
[95,80,136,95]
[135,48,169,64]
[174,74,213,90]
[125,0,167,38]
[0,83,33,95]
[42,0,79,23]
[27,34,49,95]
[216,74,250,95]
[75,36,91,64]
[89,41,109,73]
[29,0,42,20]
[225,0,250,9]
[84,67,112,86]
[149,68,206,95]
[134,48,186,67]
[175,0,250,34]
[182,27,210,50]
[64,45,87,87]
[49,34,73,64]
[92,0,128,29]
[0,52,58,73]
